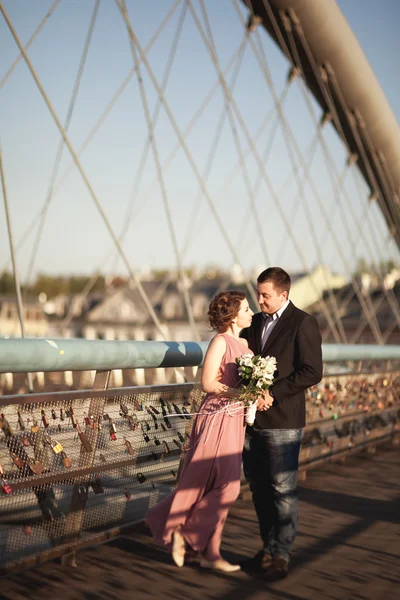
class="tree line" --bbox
[1,261,398,299]
[0,272,106,299]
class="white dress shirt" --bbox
[260,299,290,350]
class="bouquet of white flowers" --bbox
[236,353,277,425]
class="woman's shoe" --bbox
[200,558,241,573]
[172,527,186,567]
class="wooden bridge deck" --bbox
[1,444,399,600]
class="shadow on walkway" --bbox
[1,444,399,600]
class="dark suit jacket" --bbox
[240,301,323,429]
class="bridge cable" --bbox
[0,0,61,89]
[1,15,249,290]
[326,66,400,231]
[192,0,344,342]
[0,143,34,392]
[0,0,182,273]
[248,1,394,344]
[22,0,101,298]
[235,84,291,257]
[187,1,336,321]
[348,169,400,343]
[0,2,169,341]
[257,2,384,343]
[178,31,250,265]
[58,34,259,335]
[309,47,400,344]
[140,83,291,315]
[194,0,271,266]
[287,11,389,343]
[117,0,200,341]
[114,35,256,265]
[275,134,319,262]
[111,0,189,275]
[353,169,399,330]
[242,2,350,342]
[251,18,348,342]
[111,0,262,307]
[60,2,189,335]
[229,1,346,342]
[288,10,396,343]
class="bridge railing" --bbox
[0,338,399,574]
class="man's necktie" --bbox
[260,314,274,350]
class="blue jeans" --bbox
[243,427,303,562]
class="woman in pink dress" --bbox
[146,291,272,572]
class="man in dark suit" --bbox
[240,267,323,581]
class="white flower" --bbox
[236,354,277,425]
[263,373,275,381]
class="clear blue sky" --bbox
[0,0,399,281]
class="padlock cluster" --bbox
[305,374,400,422]
[112,395,192,498]
[0,392,196,500]
[0,405,81,494]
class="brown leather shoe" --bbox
[264,555,289,581]
[241,549,273,572]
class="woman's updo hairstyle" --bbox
[208,290,246,333]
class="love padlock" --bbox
[61,451,71,468]
[17,411,25,431]
[2,479,12,494]
[78,486,88,503]
[91,476,104,495]
[125,439,135,456]
[137,473,146,484]
[41,410,49,428]
[51,440,63,454]
[109,418,117,440]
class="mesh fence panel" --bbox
[0,367,399,572]
[0,384,203,570]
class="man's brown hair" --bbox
[257,267,291,294]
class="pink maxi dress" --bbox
[146,333,252,561]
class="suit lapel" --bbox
[262,301,294,354]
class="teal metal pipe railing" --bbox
[0,338,209,373]
[1,338,400,373]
